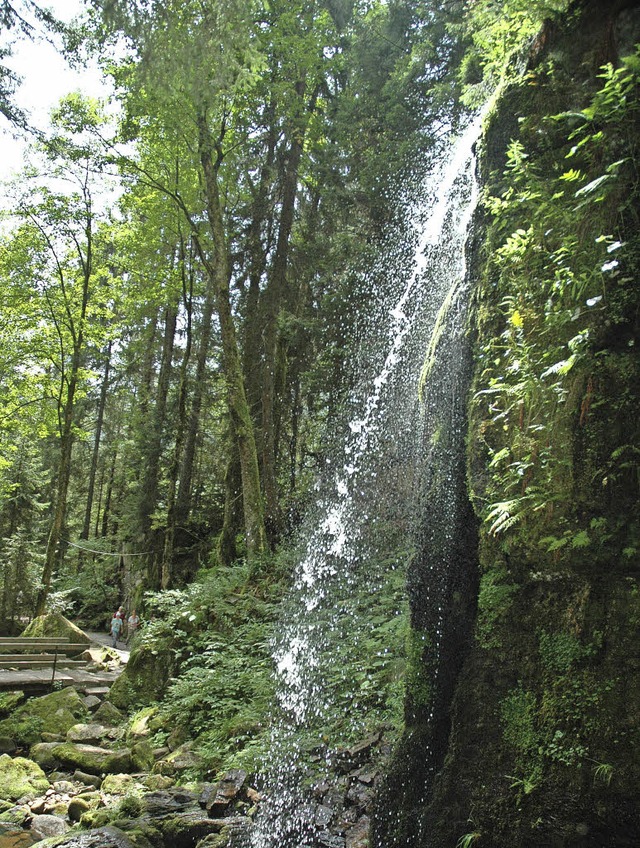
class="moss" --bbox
[0,687,88,746]
[0,691,24,720]
[22,612,90,643]
[108,644,175,710]
[0,755,50,801]
[50,743,134,775]
[79,808,115,829]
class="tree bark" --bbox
[81,340,112,544]
[197,112,267,559]
[140,302,178,587]
[162,241,194,588]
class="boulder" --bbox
[0,691,24,719]
[131,740,155,772]
[93,701,125,726]
[73,770,102,789]
[157,811,234,846]
[108,644,175,709]
[143,774,175,791]
[101,774,137,795]
[50,743,134,775]
[83,695,102,711]
[199,770,247,817]
[22,613,90,643]
[154,743,202,775]
[0,736,16,755]
[30,813,70,839]
[0,687,88,745]
[79,809,113,829]
[67,723,120,745]
[68,796,92,821]
[142,788,199,817]
[0,804,30,826]
[34,824,151,847]
[0,755,50,801]
[30,742,62,771]
[126,707,157,743]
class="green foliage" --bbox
[476,566,517,649]
[455,0,571,106]
[501,686,538,760]
[499,629,615,791]
[0,713,44,746]
[456,833,481,848]
[474,45,640,564]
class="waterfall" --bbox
[248,114,482,848]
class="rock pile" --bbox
[0,679,391,848]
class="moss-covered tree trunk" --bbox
[197,113,268,560]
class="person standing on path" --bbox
[110,613,123,647]
[126,609,140,645]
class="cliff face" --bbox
[374,1,640,846]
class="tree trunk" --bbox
[35,354,82,615]
[162,242,194,588]
[217,434,243,566]
[174,278,215,530]
[140,302,178,587]
[259,80,317,545]
[197,113,267,559]
[81,340,112,544]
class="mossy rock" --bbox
[131,740,155,773]
[0,691,24,720]
[0,804,30,826]
[67,723,120,745]
[101,774,137,795]
[108,644,175,710]
[0,687,89,746]
[79,808,114,829]
[93,701,125,727]
[22,613,90,643]
[126,707,158,744]
[30,742,62,770]
[50,743,134,775]
[34,824,151,847]
[143,774,175,791]
[67,796,92,822]
[0,754,50,801]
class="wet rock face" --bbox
[243,733,389,848]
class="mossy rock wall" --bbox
[374,1,640,846]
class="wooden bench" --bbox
[0,637,89,679]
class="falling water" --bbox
[249,114,482,848]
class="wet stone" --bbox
[143,788,199,817]
[345,816,369,848]
[315,804,334,827]
[200,770,247,816]
[316,830,346,848]
[41,824,144,847]
[345,782,372,809]
[30,813,70,838]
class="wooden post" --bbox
[50,646,58,688]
